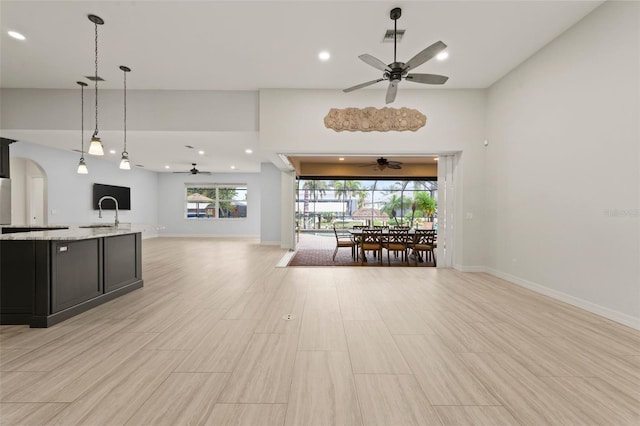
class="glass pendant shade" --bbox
[77,157,88,174]
[88,135,104,155]
[119,152,130,170]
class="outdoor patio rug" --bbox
[288,249,435,267]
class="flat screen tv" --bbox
[93,183,131,210]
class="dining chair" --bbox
[383,228,410,265]
[372,225,390,230]
[360,228,383,265]
[332,225,357,261]
[392,225,410,230]
[411,229,436,266]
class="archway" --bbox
[9,157,48,226]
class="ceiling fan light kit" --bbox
[324,107,426,132]
[343,7,449,104]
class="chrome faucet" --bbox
[98,196,119,226]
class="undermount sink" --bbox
[79,224,116,228]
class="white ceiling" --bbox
[1,0,603,171]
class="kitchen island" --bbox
[0,224,158,327]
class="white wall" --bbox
[1,89,258,131]
[485,1,640,327]
[260,88,487,267]
[10,141,159,226]
[157,171,262,237]
[259,162,282,244]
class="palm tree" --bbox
[380,181,414,222]
[414,191,436,222]
[333,180,362,215]
[302,180,329,229]
[381,194,410,224]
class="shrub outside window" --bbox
[185,185,247,219]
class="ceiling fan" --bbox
[360,157,403,171]
[173,163,211,175]
[343,7,449,104]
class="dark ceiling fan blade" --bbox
[385,80,399,104]
[343,78,384,93]
[358,54,390,72]
[405,73,449,85]
[387,163,402,169]
[403,41,447,72]
[173,163,212,174]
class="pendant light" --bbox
[87,14,104,156]
[77,81,89,174]
[119,65,131,170]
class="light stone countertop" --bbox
[0,223,163,241]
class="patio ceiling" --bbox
[287,155,438,178]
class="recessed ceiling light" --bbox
[109,149,116,154]
[318,51,331,61]
[165,165,170,169]
[198,150,205,155]
[245,149,253,154]
[338,157,345,161]
[8,31,25,41]
[230,165,236,170]
[434,157,439,161]
[436,51,449,61]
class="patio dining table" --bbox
[348,228,436,264]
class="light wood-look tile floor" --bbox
[1,237,639,425]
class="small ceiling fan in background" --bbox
[173,163,211,175]
[344,7,449,104]
[360,157,403,171]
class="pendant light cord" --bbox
[123,69,127,153]
[81,83,85,157]
[93,20,99,137]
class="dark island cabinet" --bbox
[0,233,143,327]
[104,233,141,293]
[51,239,103,313]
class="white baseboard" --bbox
[484,267,640,331]
[276,250,296,268]
[454,264,487,273]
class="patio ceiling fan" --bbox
[360,157,403,171]
[173,163,211,175]
[343,7,449,104]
